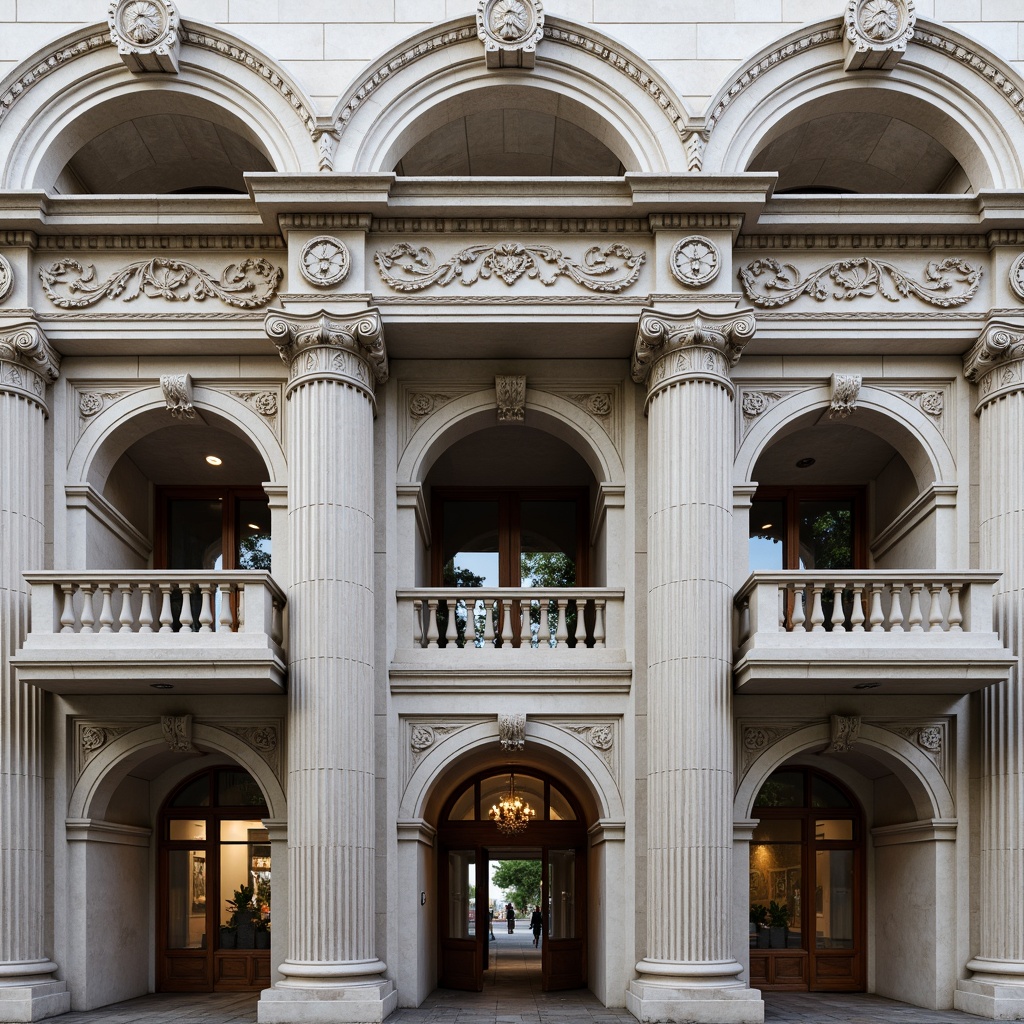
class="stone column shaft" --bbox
[627,308,762,1024]
[260,309,395,1023]
[957,323,1024,1018]
[0,323,68,1021]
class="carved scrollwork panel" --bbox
[73,721,139,781]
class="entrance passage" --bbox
[748,767,865,991]
[438,769,587,993]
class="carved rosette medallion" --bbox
[265,307,388,402]
[670,236,721,288]
[0,322,60,411]
[843,0,915,71]
[0,253,13,303]
[562,723,617,771]
[964,320,1024,409]
[632,306,756,401]
[108,0,181,73]
[1009,254,1024,302]
[408,393,453,418]
[568,393,612,417]
[299,236,351,287]
[476,0,544,68]
[896,389,944,418]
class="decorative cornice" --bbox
[964,319,1024,407]
[264,307,388,399]
[631,306,756,397]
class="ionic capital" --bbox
[264,307,388,402]
[964,319,1024,410]
[0,320,60,412]
[631,306,755,400]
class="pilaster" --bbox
[0,322,69,1022]
[258,308,396,1024]
[956,319,1024,1019]
[627,307,763,1024]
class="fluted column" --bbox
[956,321,1024,1019]
[627,307,762,1024]
[0,323,69,1022]
[258,308,396,1024]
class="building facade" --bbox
[2,0,1024,1021]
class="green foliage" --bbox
[492,859,542,911]
[442,559,486,587]
[519,551,575,587]
[801,508,853,571]
[238,532,272,571]
[749,903,769,927]
[225,884,257,928]
[767,900,791,928]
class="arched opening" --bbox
[393,86,626,175]
[436,767,588,993]
[157,766,273,992]
[748,766,866,992]
[745,92,973,193]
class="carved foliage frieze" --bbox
[39,257,283,309]
[738,256,982,309]
[374,241,645,293]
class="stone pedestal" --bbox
[627,308,762,1024]
[0,323,69,1022]
[259,309,396,1024]
[957,322,1024,1019]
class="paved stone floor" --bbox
[50,930,990,1023]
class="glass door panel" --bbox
[236,499,272,570]
[749,500,785,570]
[543,848,584,991]
[448,850,476,939]
[815,850,855,949]
[439,849,482,991]
[166,848,208,950]
[168,499,224,570]
[547,850,576,939]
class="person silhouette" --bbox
[530,905,542,947]
[506,902,515,934]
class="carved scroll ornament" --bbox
[738,256,982,309]
[829,714,861,753]
[829,373,862,420]
[496,375,526,422]
[374,241,645,293]
[161,373,195,419]
[39,257,283,309]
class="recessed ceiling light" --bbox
[795,457,816,468]
[205,455,222,466]
[150,683,174,690]
[247,523,261,531]
[760,522,773,530]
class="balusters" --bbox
[272,599,284,645]
[927,582,944,631]
[809,583,825,632]
[138,584,155,633]
[158,583,175,632]
[521,598,533,650]
[197,583,214,633]
[500,598,514,647]
[218,581,233,632]
[425,599,439,648]
[413,599,423,648]
[593,599,606,648]
[179,584,195,632]
[79,583,95,633]
[96,583,115,633]
[948,583,964,632]
[888,583,904,632]
[118,583,134,633]
[554,598,567,647]
[867,584,884,631]
[60,584,76,633]
[829,582,846,632]
[907,583,924,632]
[790,582,806,631]
[482,599,495,648]
[849,582,865,632]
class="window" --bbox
[156,487,271,572]
[432,488,588,587]
[749,488,864,572]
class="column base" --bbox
[258,962,396,1024]
[0,981,71,1022]
[955,959,1024,1020]
[627,961,763,1024]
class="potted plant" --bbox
[224,884,257,950]
[254,916,271,950]
[767,900,790,949]
[749,903,769,949]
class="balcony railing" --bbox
[392,588,630,689]
[733,571,1014,694]
[15,571,287,694]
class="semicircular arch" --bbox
[68,721,287,822]
[399,720,624,826]
[397,387,624,487]
[702,19,1024,190]
[734,384,955,490]
[330,17,691,174]
[735,722,954,822]
[0,21,316,189]
[67,385,287,492]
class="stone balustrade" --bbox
[733,571,1014,695]
[14,571,287,694]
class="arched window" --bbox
[158,768,271,992]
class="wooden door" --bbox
[542,846,586,991]
[439,848,484,991]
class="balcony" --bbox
[733,571,1014,695]
[14,572,286,694]
[391,587,630,693]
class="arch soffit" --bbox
[733,384,955,489]
[396,387,624,487]
[735,722,954,822]
[0,20,317,188]
[399,720,624,825]
[329,16,692,173]
[702,18,1024,189]
[67,385,287,491]
[68,722,287,822]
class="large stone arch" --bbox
[0,20,316,189]
[702,19,1024,190]
[734,383,955,491]
[735,721,954,821]
[329,17,692,174]
[397,387,624,487]
[399,719,624,825]
[67,384,287,492]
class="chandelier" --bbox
[489,773,535,835]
